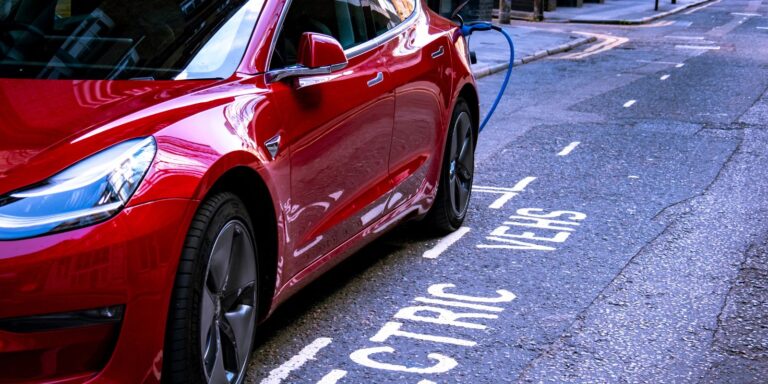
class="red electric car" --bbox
[0,0,478,382]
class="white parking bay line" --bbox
[261,338,333,384]
[475,177,537,209]
[675,45,720,50]
[423,227,470,259]
[511,176,537,191]
[557,141,581,156]
[660,74,671,81]
[317,370,347,384]
[624,100,637,108]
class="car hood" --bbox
[0,78,219,195]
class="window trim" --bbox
[266,0,420,72]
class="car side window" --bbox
[271,0,370,69]
[369,0,415,36]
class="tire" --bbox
[424,98,476,234]
[164,192,259,384]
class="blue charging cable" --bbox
[460,22,515,132]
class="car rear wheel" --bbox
[164,192,258,384]
[424,98,476,233]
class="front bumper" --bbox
[0,198,196,384]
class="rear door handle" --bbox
[367,72,384,87]
[431,46,445,59]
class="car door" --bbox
[268,0,395,276]
[375,0,454,205]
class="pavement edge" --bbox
[472,36,598,79]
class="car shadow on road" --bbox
[252,222,440,346]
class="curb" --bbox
[471,36,597,79]
[563,0,713,25]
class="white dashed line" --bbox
[758,26,768,29]
[317,370,347,384]
[665,35,704,40]
[731,12,761,17]
[261,338,333,384]
[637,60,685,66]
[675,45,721,50]
[676,63,685,68]
[660,74,671,81]
[624,100,637,108]
[422,227,471,259]
[557,141,581,156]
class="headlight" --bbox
[0,137,156,240]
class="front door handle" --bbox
[367,72,384,87]
[431,46,445,59]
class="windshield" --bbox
[0,0,263,80]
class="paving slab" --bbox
[545,0,713,24]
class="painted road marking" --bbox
[560,32,629,60]
[675,45,721,50]
[261,338,333,384]
[684,0,722,14]
[634,20,675,28]
[557,141,581,156]
[414,297,505,312]
[637,60,685,67]
[666,37,715,44]
[478,208,587,251]
[758,26,768,29]
[665,35,705,40]
[624,100,637,108]
[317,370,347,384]
[660,74,671,81]
[511,176,537,191]
[731,12,761,17]
[475,176,537,209]
[350,284,516,376]
[422,227,471,259]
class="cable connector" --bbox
[461,22,495,37]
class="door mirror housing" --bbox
[297,33,348,69]
[266,33,348,84]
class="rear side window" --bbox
[369,0,415,36]
[271,0,369,69]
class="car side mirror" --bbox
[297,33,348,69]
[266,33,348,84]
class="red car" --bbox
[0,0,478,382]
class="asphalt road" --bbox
[245,0,768,382]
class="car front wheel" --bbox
[164,192,258,384]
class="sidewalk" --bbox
[544,0,712,24]
[470,23,595,78]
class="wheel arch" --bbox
[457,83,480,142]
[205,166,279,322]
